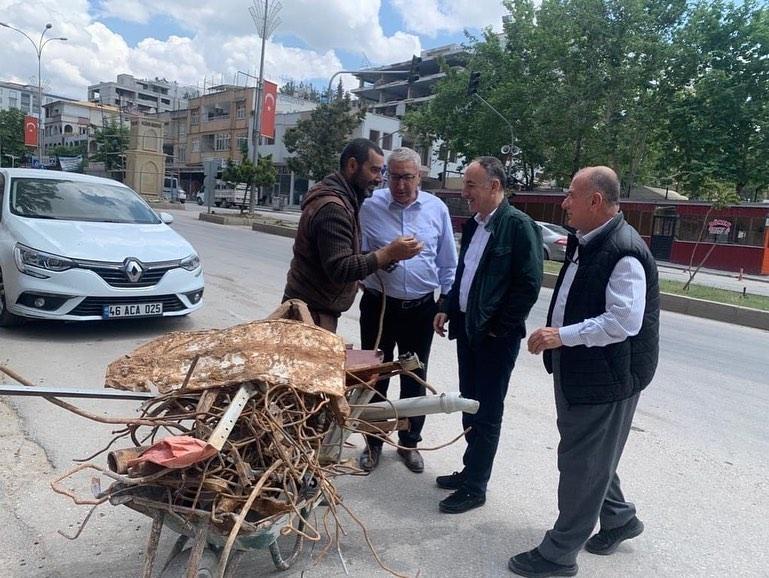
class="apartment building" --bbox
[41,100,124,156]
[88,74,196,115]
[0,80,73,118]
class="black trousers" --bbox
[455,314,521,495]
[359,289,437,448]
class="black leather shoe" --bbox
[438,488,485,514]
[397,448,424,473]
[508,548,578,577]
[358,445,381,472]
[585,516,644,555]
[436,471,465,490]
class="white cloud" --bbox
[0,0,496,102]
[389,0,507,37]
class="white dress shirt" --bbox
[552,218,647,347]
[459,208,497,312]
[360,188,457,299]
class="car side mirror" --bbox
[159,212,174,225]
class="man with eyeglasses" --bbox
[508,166,659,578]
[433,156,542,514]
[283,138,422,332]
[357,147,458,474]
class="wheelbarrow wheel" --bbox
[269,508,308,571]
[160,546,221,578]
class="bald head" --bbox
[562,166,621,233]
[574,166,620,207]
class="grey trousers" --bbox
[538,351,640,566]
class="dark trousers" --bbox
[455,315,521,495]
[359,289,437,448]
[538,351,640,566]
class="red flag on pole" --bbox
[260,80,278,138]
[24,116,38,147]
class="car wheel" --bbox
[215,201,222,208]
[196,197,204,206]
[543,247,550,261]
[0,268,22,327]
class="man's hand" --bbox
[433,312,448,337]
[527,327,562,355]
[375,235,423,268]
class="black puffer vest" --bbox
[544,213,660,404]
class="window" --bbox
[191,138,200,153]
[369,130,380,144]
[177,145,187,163]
[214,133,231,151]
[237,134,249,152]
[190,108,200,126]
[381,133,393,151]
[236,101,246,119]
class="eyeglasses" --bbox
[389,174,417,183]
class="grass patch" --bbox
[542,260,769,311]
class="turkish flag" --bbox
[24,116,38,147]
[260,80,278,138]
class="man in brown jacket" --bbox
[283,138,422,332]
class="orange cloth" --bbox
[128,436,218,469]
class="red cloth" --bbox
[128,436,218,469]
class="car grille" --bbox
[75,260,179,288]
[69,295,186,316]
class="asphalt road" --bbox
[0,208,766,577]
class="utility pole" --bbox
[0,22,66,166]
[248,0,281,215]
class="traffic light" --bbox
[467,71,481,96]
[408,55,422,84]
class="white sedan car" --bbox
[0,169,204,326]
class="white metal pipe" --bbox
[358,392,479,422]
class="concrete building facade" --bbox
[88,74,195,115]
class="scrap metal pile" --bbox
[50,302,428,576]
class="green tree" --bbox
[284,96,365,181]
[661,0,769,200]
[221,154,277,211]
[91,121,129,175]
[0,109,26,166]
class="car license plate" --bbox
[103,303,163,319]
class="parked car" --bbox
[536,221,570,261]
[0,169,204,326]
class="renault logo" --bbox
[124,259,144,283]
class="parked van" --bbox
[163,176,186,203]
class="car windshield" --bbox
[541,222,570,236]
[9,178,161,224]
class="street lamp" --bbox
[0,22,67,166]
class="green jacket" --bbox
[445,198,543,347]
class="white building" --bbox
[88,74,196,115]
[0,80,73,118]
[42,100,125,157]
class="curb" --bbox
[542,272,769,331]
[199,216,769,332]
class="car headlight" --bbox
[180,254,201,271]
[14,244,76,275]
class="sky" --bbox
[0,0,509,101]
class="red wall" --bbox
[670,241,765,275]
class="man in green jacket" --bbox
[433,156,542,514]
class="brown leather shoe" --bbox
[396,448,424,473]
[359,445,381,472]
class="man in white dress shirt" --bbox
[358,147,457,474]
[509,166,660,578]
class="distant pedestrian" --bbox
[509,166,660,577]
[433,156,542,514]
[282,138,422,332]
[358,147,457,474]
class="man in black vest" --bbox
[509,166,660,578]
